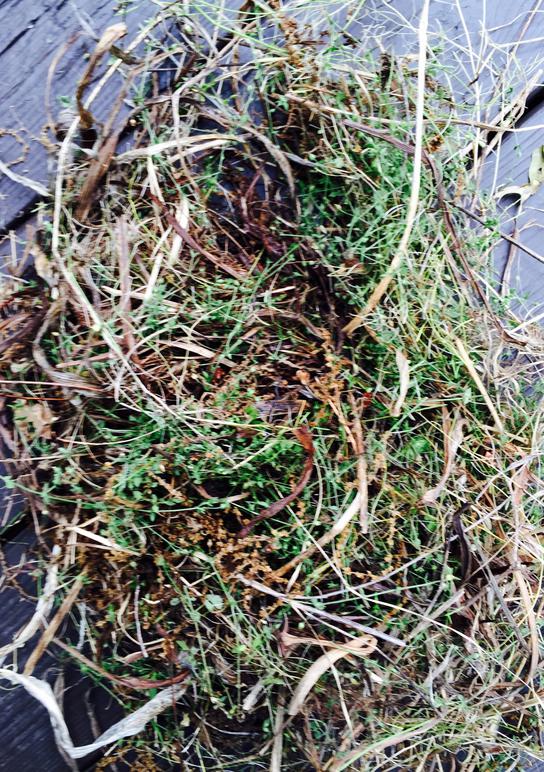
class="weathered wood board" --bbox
[0,3,155,768]
[0,0,158,232]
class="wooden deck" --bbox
[1,1,544,768]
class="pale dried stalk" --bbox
[115,134,234,160]
[454,338,504,433]
[117,216,137,354]
[270,490,363,579]
[391,349,410,417]
[236,574,405,648]
[270,689,286,772]
[24,577,85,676]
[0,546,60,666]
[50,17,170,410]
[344,0,430,332]
[326,717,441,771]
[64,526,139,554]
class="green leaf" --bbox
[528,145,544,186]
[204,593,225,612]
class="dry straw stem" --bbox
[269,489,364,579]
[53,638,189,690]
[269,688,286,772]
[0,669,187,760]
[287,633,377,717]
[23,576,85,676]
[326,717,442,771]
[115,134,235,161]
[344,0,430,333]
[454,337,504,433]
[236,575,405,648]
[391,349,410,418]
[0,546,60,666]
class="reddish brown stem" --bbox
[238,427,315,537]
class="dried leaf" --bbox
[287,634,377,716]
[328,717,441,771]
[116,135,234,161]
[0,159,50,197]
[270,689,286,772]
[95,23,128,56]
[0,670,187,760]
[66,526,140,555]
[391,349,410,417]
[23,577,84,676]
[14,400,56,439]
[169,339,236,367]
[245,126,297,204]
[150,193,247,281]
[146,156,164,202]
[279,629,376,656]
[496,145,544,203]
[528,145,544,187]
[75,130,121,221]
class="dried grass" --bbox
[2,2,544,769]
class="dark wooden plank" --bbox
[0,0,156,231]
[2,0,544,230]
[0,5,156,762]
[481,101,544,317]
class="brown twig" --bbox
[348,393,369,533]
[53,637,190,691]
[116,216,138,357]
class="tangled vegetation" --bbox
[2,2,544,769]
